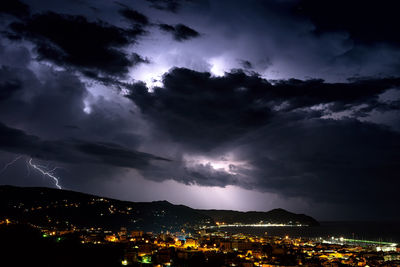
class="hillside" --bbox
[0,185,213,232]
[0,186,319,232]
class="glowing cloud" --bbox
[183,154,252,175]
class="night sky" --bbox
[0,0,399,221]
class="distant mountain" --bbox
[0,186,319,232]
[197,209,319,226]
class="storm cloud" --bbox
[159,23,200,41]
[0,0,399,220]
[297,0,400,46]
[127,68,400,149]
[6,10,149,78]
[125,68,400,219]
[146,0,183,13]
[0,0,30,18]
[0,122,168,168]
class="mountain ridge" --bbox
[0,185,319,231]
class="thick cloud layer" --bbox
[118,6,150,26]
[297,0,400,46]
[0,122,168,168]
[0,0,399,220]
[128,68,400,149]
[9,12,146,77]
[0,0,30,18]
[126,69,400,213]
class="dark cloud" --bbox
[127,68,400,150]
[145,0,209,13]
[297,0,400,46]
[64,125,80,130]
[0,63,88,139]
[159,23,199,41]
[0,46,164,172]
[127,69,273,150]
[9,11,147,77]
[125,67,400,218]
[0,121,168,169]
[0,67,22,101]
[239,60,253,69]
[146,0,182,13]
[131,52,150,65]
[229,117,400,220]
[246,118,400,195]
[0,0,30,18]
[0,80,20,101]
[0,121,39,154]
[118,6,149,26]
[271,77,400,110]
[76,141,170,167]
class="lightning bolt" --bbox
[0,155,23,174]
[28,158,62,189]
[1,155,63,189]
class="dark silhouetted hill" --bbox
[0,185,319,232]
[197,208,319,226]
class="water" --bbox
[216,221,400,243]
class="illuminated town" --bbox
[1,216,399,266]
[1,186,399,266]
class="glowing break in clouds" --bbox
[183,154,252,175]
